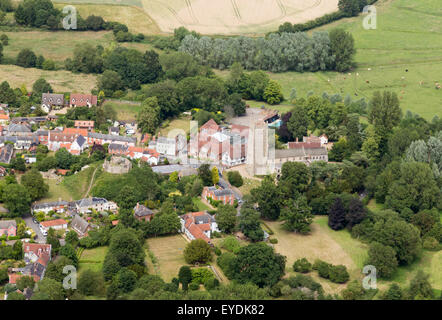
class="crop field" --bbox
[53,2,162,34]
[54,0,338,35]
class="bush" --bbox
[293,258,312,273]
[183,239,212,264]
[423,237,440,251]
[313,259,331,279]
[227,171,244,187]
[217,252,236,279]
[188,282,199,291]
[220,236,241,254]
[269,238,278,244]
[328,265,350,283]
[191,268,215,285]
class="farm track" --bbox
[145,0,187,25]
[230,0,242,21]
[184,0,199,24]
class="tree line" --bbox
[178,29,356,72]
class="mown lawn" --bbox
[103,100,141,122]
[145,234,188,282]
[78,246,109,274]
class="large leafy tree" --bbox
[238,200,264,242]
[231,242,286,287]
[251,176,282,220]
[137,97,160,134]
[329,28,356,72]
[278,161,311,198]
[385,161,440,213]
[366,242,398,279]
[183,239,212,264]
[328,197,346,230]
[287,105,309,140]
[369,91,402,140]
[2,184,31,217]
[216,204,237,233]
[21,168,49,201]
[279,196,313,234]
[32,78,53,96]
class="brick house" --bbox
[180,211,219,243]
[74,120,95,131]
[40,219,68,232]
[69,93,98,108]
[0,220,17,237]
[202,186,235,205]
[133,203,154,222]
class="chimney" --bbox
[136,202,139,209]
[296,137,298,142]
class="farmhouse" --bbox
[69,93,98,107]
[133,203,154,222]
[41,93,65,113]
[70,214,91,237]
[202,186,235,205]
[180,211,219,243]
[0,219,16,237]
[40,219,68,232]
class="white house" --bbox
[180,211,219,244]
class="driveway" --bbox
[23,214,46,243]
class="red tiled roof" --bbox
[23,243,51,255]
[63,128,88,136]
[70,93,98,106]
[0,114,9,120]
[40,219,68,228]
[288,142,322,149]
[200,119,219,131]
[8,273,40,284]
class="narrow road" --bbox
[23,214,46,243]
[83,166,99,198]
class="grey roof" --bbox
[0,219,16,229]
[32,201,69,211]
[207,186,233,197]
[11,117,48,124]
[275,147,328,159]
[134,204,153,217]
[108,143,128,152]
[71,214,89,234]
[8,123,31,133]
[75,135,86,147]
[42,93,64,106]
[75,197,109,208]
[109,126,119,133]
[157,137,175,144]
[0,144,13,164]
[195,214,215,224]
[88,132,136,144]
[35,130,49,136]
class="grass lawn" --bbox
[78,246,108,274]
[62,163,102,200]
[237,177,261,196]
[40,179,73,203]
[103,100,141,122]
[145,234,188,282]
[158,115,192,136]
[0,64,97,93]
[266,217,369,294]
[192,197,211,211]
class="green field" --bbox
[78,246,109,274]
[215,0,442,120]
[146,234,188,282]
[103,100,141,121]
